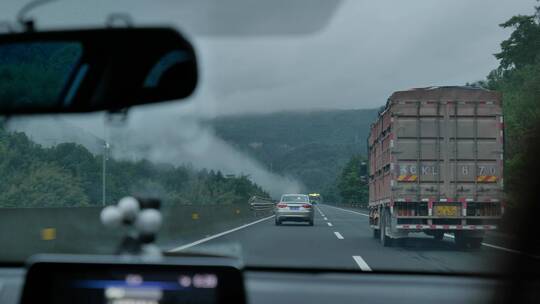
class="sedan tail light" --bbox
[302,204,312,209]
[277,203,287,208]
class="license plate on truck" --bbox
[434,206,459,217]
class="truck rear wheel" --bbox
[380,210,392,247]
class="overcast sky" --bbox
[3,0,538,195]
[1,0,537,116]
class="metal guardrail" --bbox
[249,196,275,216]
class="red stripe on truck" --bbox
[395,225,497,230]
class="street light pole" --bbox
[102,141,109,206]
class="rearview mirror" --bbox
[0,27,198,114]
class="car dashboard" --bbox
[0,255,526,304]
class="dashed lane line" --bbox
[353,255,372,271]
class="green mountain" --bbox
[208,109,379,200]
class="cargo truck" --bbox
[368,87,504,248]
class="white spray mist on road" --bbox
[106,106,303,197]
[6,100,304,198]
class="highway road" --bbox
[168,204,540,273]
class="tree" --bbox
[495,6,540,71]
[484,3,540,207]
[0,163,90,207]
[336,155,368,204]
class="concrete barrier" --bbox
[0,204,273,262]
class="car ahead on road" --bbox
[308,193,322,205]
[275,194,314,226]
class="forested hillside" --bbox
[477,5,540,207]
[0,128,269,207]
[209,109,378,201]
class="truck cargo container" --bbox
[368,86,504,248]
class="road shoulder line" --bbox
[443,233,540,259]
[168,215,275,252]
[322,204,369,217]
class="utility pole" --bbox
[102,140,109,206]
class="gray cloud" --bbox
[202,0,537,114]
[1,0,535,115]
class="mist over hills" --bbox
[209,108,379,197]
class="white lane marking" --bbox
[334,231,344,239]
[323,217,328,221]
[168,215,275,252]
[353,256,372,271]
[443,233,540,259]
[327,222,333,227]
[322,204,369,217]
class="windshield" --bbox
[1,0,540,275]
[282,195,309,203]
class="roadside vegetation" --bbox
[334,154,368,205]
[482,4,540,208]
[0,128,269,207]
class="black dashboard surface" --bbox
[19,257,245,304]
[0,267,504,304]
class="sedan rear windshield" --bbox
[282,195,309,202]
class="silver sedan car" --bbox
[275,194,314,226]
